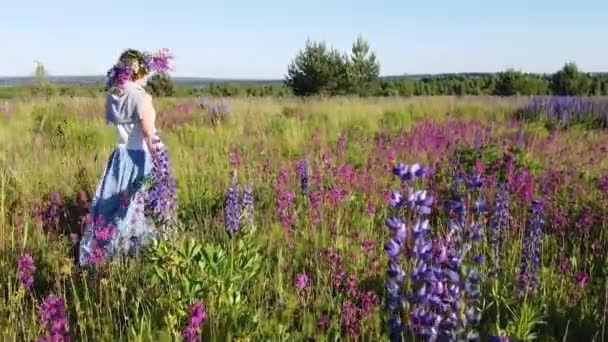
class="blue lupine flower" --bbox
[384,239,401,259]
[393,162,430,181]
[390,190,404,208]
[407,190,433,215]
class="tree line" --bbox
[284,38,608,97]
[6,42,608,99]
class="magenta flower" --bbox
[17,253,36,290]
[574,271,590,289]
[295,272,310,290]
[181,301,207,342]
[94,224,117,241]
[37,295,69,341]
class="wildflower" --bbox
[318,313,330,331]
[37,294,69,342]
[392,162,430,181]
[298,156,309,196]
[181,301,207,342]
[517,199,544,294]
[574,271,590,289]
[224,173,241,235]
[275,167,296,230]
[515,126,524,148]
[17,253,36,290]
[241,184,254,227]
[295,272,310,290]
[144,146,178,234]
[407,190,433,215]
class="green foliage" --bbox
[285,40,349,96]
[145,73,175,97]
[346,36,381,96]
[32,61,56,98]
[551,62,592,96]
[494,69,550,96]
[143,225,263,337]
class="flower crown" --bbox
[106,49,174,89]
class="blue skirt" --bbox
[79,146,157,266]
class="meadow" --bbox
[0,95,607,341]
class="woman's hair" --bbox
[118,49,150,81]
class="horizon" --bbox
[2,0,607,78]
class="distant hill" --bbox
[2,72,607,87]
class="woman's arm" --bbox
[138,93,157,153]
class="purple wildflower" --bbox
[241,184,254,227]
[37,295,70,342]
[295,272,310,290]
[407,190,434,215]
[490,183,509,277]
[181,301,207,342]
[574,271,590,289]
[517,199,544,294]
[224,173,241,235]
[145,146,178,234]
[298,156,309,196]
[392,162,430,181]
[17,253,36,290]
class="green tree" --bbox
[146,73,175,97]
[551,62,591,96]
[33,61,55,98]
[493,69,549,96]
[347,36,380,96]
[285,40,349,96]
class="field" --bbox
[1,95,607,341]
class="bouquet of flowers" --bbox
[143,139,178,238]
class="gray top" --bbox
[105,82,147,124]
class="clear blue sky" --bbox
[1,0,606,78]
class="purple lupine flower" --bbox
[37,295,70,342]
[515,126,524,148]
[298,156,309,196]
[295,272,310,290]
[144,146,178,235]
[200,98,231,124]
[517,199,544,294]
[181,301,207,342]
[521,96,608,128]
[224,173,241,235]
[490,183,509,277]
[392,162,430,181]
[474,130,483,150]
[485,121,494,143]
[17,253,36,290]
[241,184,254,227]
[407,190,433,215]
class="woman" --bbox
[79,49,176,266]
